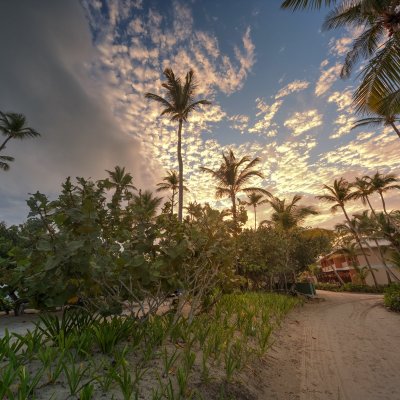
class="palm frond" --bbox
[281,0,337,10]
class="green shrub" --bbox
[384,284,400,312]
[314,282,342,292]
[315,282,385,293]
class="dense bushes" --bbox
[384,284,400,311]
[315,282,385,293]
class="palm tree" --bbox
[317,178,378,287]
[184,201,202,222]
[200,149,267,230]
[365,172,400,216]
[352,113,400,139]
[243,192,271,229]
[0,112,40,171]
[145,69,211,222]
[130,190,163,223]
[263,195,318,231]
[281,1,400,115]
[354,210,400,283]
[104,166,136,205]
[353,177,378,218]
[0,155,14,171]
[156,170,188,216]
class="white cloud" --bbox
[315,63,342,96]
[284,110,323,136]
[275,80,310,99]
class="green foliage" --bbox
[315,282,385,293]
[384,284,400,311]
[91,317,135,354]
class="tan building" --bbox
[318,240,400,286]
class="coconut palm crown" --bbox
[263,194,318,231]
[0,112,41,171]
[156,170,188,215]
[201,149,268,229]
[145,68,211,222]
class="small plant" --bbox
[15,365,45,400]
[161,347,180,376]
[79,383,95,400]
[62,354,93,396]
[91,317,134,354]
[224,341,243,382]
[176,366,189,398]
[0,358,19,399]
[113,363,136,400]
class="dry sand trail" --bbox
[261,291,400,400]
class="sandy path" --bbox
[261,291,400,400]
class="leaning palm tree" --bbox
[317,178,378,287]
[156,170,188,216]
[262,194,318,231]
[200,149,268,230]
[0,112,40,171]
[145,69,211,222]
[353,177,378,218]
[352,112,400,138]
[243,192,271,229]
[365,171,400,216]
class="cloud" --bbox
[329,36,352,57]
[0,0,151,224]
[275,80,310,99]
[315,63,341,96]
[248,98,282,136]
[284,110,323,136]
[229,114,249,133]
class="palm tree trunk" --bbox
[171,189,175,216]
[390,122,400,139]
[379,191,388,215]
[177,119,184,223]
[366,196,378,219]
[231,192,237,230]
[254,205,257,230]
[331,263,345,285]
[341,206,379,287]
[0,135,12,152]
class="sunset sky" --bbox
[1,0,399,228]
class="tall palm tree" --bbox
[200,149,267,230]
[156,170,188,216]
[0,112,40,171]
[145,69,211,222]
[281,1,400,115]
[263,195,318,231]
[317,178,378,287]
[243,192,271,229]
[365,171,400,216]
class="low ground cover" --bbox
[0,292,299,399]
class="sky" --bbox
[1,0,400,228]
